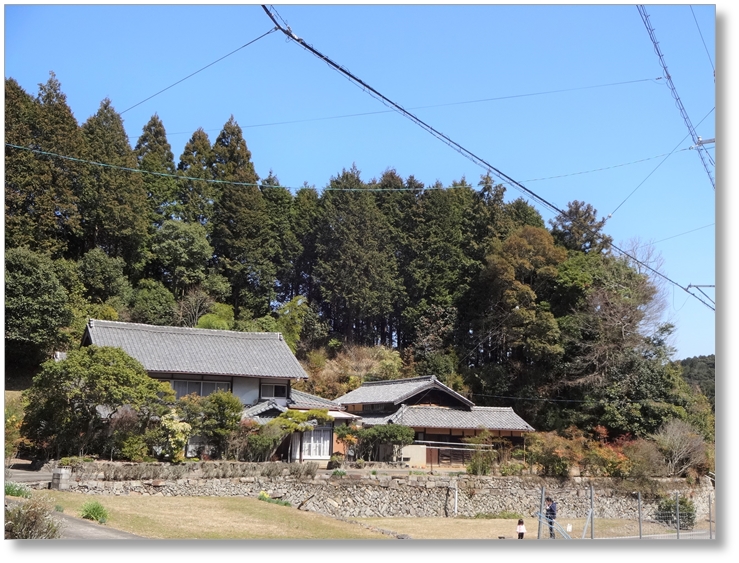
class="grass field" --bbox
[29,490,712,540]
[34,490,391,540]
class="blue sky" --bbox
[3,3,718,360]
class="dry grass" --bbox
[34,490,391,540]
[355,516,713,540]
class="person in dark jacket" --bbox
[545,497,557,539]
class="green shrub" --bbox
[332,469,346,477]
[4,498,62,539]
[54,505,65,513]
[257,491,291,507]
[499,461,525,476]
[80,500,109,524]
[466,450,495,475]
[5,481,32,498]
[656,496,696,530]
[120,435,149,462]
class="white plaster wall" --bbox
[233,378,259,405]
[402,444,427,468]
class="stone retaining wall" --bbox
[56,471,713,521]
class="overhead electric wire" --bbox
[609,107,714,217]
[633,222,714,249]
[689,5,715,74]
[637,5,715,189]
[119,27,278,115]
[261,5,715,313]
[164,76,662,134]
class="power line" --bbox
[637,5,715,189]
[633,223,714,249]
[522,147,694,183]
[119,27,278,115]
[165,76,662,135]
[609,107,714,217]
[689,5,715,75]
[261,5,715,313]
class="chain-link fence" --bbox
[533,486,715,540]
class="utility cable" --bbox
[261,5,715,313]
[637,5,715,189]
[689,5,715,75]
[609,107,714,217]
[120,27,278,115]
[167,76,661,134]
[633,223,714,249]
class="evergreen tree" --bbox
[260,172,301,303]
[5,247,73,370]
[79,99,149,271]
[150,219,213,298]
[315,165,402,344]
[176,128,215,229]
[289,184,323,304]
[135,113,177,227]
[209,116,273,317]
[5,74,84,257]
[549,200,613,254]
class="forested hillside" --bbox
[5,73,714,440]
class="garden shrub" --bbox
[288,462,318,478]
[656,496,696,530]
[499,461,525,476]
[5,482,32,498]
[332,469,346,477]
[260,462,284,477]
[5,498,62,539]
[120,435,149,462]
[80,500,109,524]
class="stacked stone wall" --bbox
[55,471,713,521]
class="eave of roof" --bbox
[83,319,308,380]
[333,375,474,408]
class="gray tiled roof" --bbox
[83,320,308,380]
[242,400,287,424]
[288,389,344,411]
[385,405,534,432]
[333,375,473,407]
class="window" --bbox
[291,427,331,459]
[261,384,287,399]
[170,380,229,400]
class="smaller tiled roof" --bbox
[288,389,345,411]
[242,400,287,424]
[333,375,473,408]
[383,405,534,432]
[82,319,308,380]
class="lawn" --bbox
[32,490,712,540]
[34,490,391,540]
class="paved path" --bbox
[5,497,147,540]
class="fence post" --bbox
[537,486,545,539]
[708,492,713,540]
[675,491,680,540]
[638,491,642,539]
[590,483,595,539]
